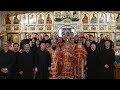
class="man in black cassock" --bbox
[87,43,99,79]
[31,39,40,54]
[31,39,41,79]
[0,41,16,79]
[35,42,51,79]
[12,43,20,79]
[97,37,105,53]
[42,35,51,45]
[99,40,115,79]
[100,34,105,44]
[20,33,31,51]
[18,44,35,79]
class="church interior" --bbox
[0,11,120,79]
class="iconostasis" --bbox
[2,12,54,31]
[0,11,120,50]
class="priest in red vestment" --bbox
[74,38,87,79]
[58,40,75,79]
[47,40,59,79]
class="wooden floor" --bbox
[114,63,120,79]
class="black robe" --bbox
[87,50,99,79]
[84,46,91,54]
[99,48,115,79]
[100,39,105,44]
[31,45,40,71]
[35,49,51,79]
[0,50,16,79]
[98,42,105,53]
[18,51,35,79]
[31,45,40,54]
[11,51,20,79]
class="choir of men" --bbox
[0,32,115,79]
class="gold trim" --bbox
[0,33,7,36]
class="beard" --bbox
[25,50,29,53]
[14,49,18,52]
[52,46,56,50]
[78,44,82,48]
